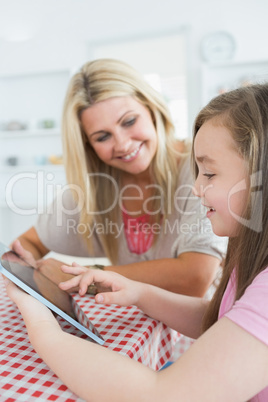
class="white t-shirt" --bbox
[35,154,227,264]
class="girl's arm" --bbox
[5,278,268,402]
[60,264,208,339]
[137,283,208,339]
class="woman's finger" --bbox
[11,239,37,268]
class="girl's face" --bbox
[81,96,158,176]
[193,119,249,237]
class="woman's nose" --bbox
[113,133,132,154]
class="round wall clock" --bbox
[200,31,236,63]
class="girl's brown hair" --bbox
[192,84,268,332]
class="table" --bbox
[0,276,181,401]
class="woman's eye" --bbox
[96,133,110,142]
[203,173,215,180]
[123,117,136,127]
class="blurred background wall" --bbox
[0,0,267,243]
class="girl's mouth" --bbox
[206,207,216,219]
[119,143,143,162]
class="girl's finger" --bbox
[78,272,97,295]
[61,264,88,275]
[59,275,83,290]
[95,290,129,307]
[2,275,10,287]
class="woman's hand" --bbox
[36,258,76,290]
[59,263,143,307]
[10,239,37,268]
[10,240,77,291]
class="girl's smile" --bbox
[80,96,158,176]
[205,207,216,219]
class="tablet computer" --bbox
[0,242,104,345]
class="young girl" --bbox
[5,83,268,401]
[11,58,225,297]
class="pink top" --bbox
[122,211,156,254]
[219,267,268,401]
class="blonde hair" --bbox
[62,58,182,263]
[191,83,268,332]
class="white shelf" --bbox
[0,68,70,245]
[201,59,268,105]
[0,164,64,174]
[0,128,61,139]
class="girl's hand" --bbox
[59,263,142,307]
[3,275,59,326]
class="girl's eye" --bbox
[203,173,215,180]
[123,117,136,127]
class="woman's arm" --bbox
[14,227,221,297]
[14,239,220,297]
[12,226,49,260]
[5,278,268,402]
[11,228,76,285]
[106,252,220,297]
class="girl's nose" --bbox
[193,178,213,200]
[193,176,202,198]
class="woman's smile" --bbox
[81,96,158,175]
[117,143,143,162]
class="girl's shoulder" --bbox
[223,266,268,348]
[250,266,268,287]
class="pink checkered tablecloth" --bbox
[0,276,181,401]
[72,293,180,369]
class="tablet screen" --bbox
[0,242,104,345]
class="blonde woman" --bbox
[12,59,225,296]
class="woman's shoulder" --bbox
[174,139,192,154]
[173,140,193,182]
[174,139,192,167]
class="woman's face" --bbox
[80,96,158,176]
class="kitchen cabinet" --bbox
[201,59,268,106]
[0,127,66,243]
